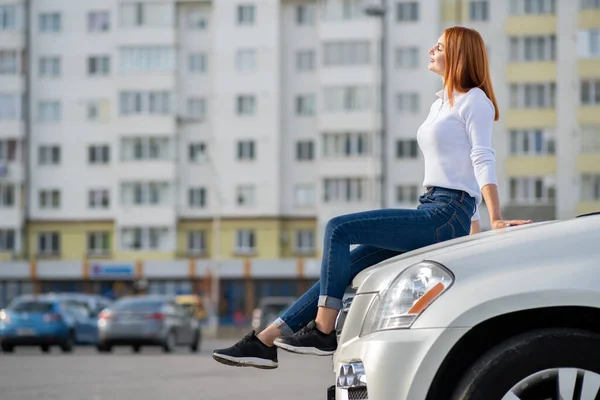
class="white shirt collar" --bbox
[436,88,468,102]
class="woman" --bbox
[212,26,532,369]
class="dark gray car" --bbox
[96,295,201,353]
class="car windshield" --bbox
[112,299,164,312]
[9,301,54,313]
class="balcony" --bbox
[505,15,557,35]
[506,109,556,129]
[578,106,600,126]
[577,154,600,173]
[579,9,600,29]
[506,62,556,84]
[506,156,556,177]
[579,60,600,79]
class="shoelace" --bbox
[296,325,316,337]
[233,332,255,349]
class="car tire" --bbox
[450,328,600,400]
[162,330,176,353]
[60,331,75,353]
[190,330,201,353]
[96,343,112,353]
[132,345,141,353]
[40,345,50,353]
[1,344,14,353]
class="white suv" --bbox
[331,212,600,400]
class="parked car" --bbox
[0,294,99,353]
[251,296,296,332]
[331,212,600,400]
[97,295,201,353]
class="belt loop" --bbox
[459,191,465,203]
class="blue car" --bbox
[0,294,100,353]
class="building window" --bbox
[324,86,371,112]
[296,94,315,116]
[119,91,172,116]
[469,1,489,21]
[0,50,18,74]
[396,185,420,204]
[121,227,170,250]
[88,11,110,32]
[0,5,19,31]
[189,187,207,208]
[509,83,556,108]
[581,126,600,153]
[0,94,22,120]
[236,185,255,206]
[39,12,61,32]
[0,139,18,162]
[395,47,419,69]
[121,182,171,206]
[396,93,419,114]
[88,144,110,164]
[121,137,170,161]
[187,7,208,30]
[0,230,15,251]
[581,0,600,9]
[324,178,367,203]
[38,101,61,121]
[189,142,207,163]
[510,0,555,15]
[39,145,61,165]
[509,177,555,204]
[39,56,60,77]
[236,49,257,72]
[119,47,175,73]
[88,189,110,209]
[581,174,600,201]
[187,98,207,121]
[509,129,556,155]
[396,139,419,158]
[578,29,600,59]
[189,53,207,73]
[322,133,370,158]
[294,185,315,208]
[235,229,256,254]
[296,141,315,161]
[236,95,256,115]
[188,231,207,255]
[237,140,255,160]
[86,99,109,122]
[237,4,255,25]
[581,80,600,105]
[509,36,556,62]
[396,2,419,21]
[39,189,61,209]
[87,232,110,255]
[295,230,315,254]
[323,41,370,66]
[88,55,110,76]
[120,3,171,27]
[0,184,15,207]
[38,232,60,256]
[296,4,315,26]
[296,50,315,71]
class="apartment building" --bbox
[0,0,598,264]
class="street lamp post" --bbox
[364,1,387,209]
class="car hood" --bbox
[352,219,563,293]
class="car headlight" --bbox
[361,261,453,336]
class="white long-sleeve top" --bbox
[416,87,497,221]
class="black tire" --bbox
[60,331,75,353]
[132,345,141,353]
[451,328,600,400]
[162,330,176,353]
[190,330,201,353]
[1,344,14,353]
[40,345,50,353]
[96,343,112,353]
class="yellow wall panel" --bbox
[506,156,557,177]
[579,10,600,28]
[577,154,600,173]
[505,109,556,129]
[578,60,600,79]
[577,202,600,215]
[506,62,556,83]
[579,107,600,125]
[505,16,557,35]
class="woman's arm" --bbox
[481,184,532,229]
[470,220,480,235]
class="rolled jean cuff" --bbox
[318,295,343,310]
[273,318,294,337]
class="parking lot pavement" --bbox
[0,339,335,400]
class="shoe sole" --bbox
[212,352,278,369]
[274,341,336,356]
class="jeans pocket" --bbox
[435,212,469,243]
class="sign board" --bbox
[90,264,134,279]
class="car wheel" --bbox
[132,345,141,353]
[1,344,14,353]
[190,330,201,353]
[60,331,75,353]
[96,343,112,353]
[451,328,600,400]
[162,330,176,353]
[40,345,50,353]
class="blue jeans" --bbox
[273,186,476,336]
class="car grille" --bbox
[348,387,368,400]
[335,289,356,340]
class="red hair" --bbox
[443,26,499,121]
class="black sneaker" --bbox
[273,320,337,356]
[212,331,278,369]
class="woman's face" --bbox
[428,34,445,76]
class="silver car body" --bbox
[334,214,600,400]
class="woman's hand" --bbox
[491,219,533,230]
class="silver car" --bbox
[97,295,201,353]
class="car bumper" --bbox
[0,326,70,345]
[99,325,167,343]
[333,327,470,400]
